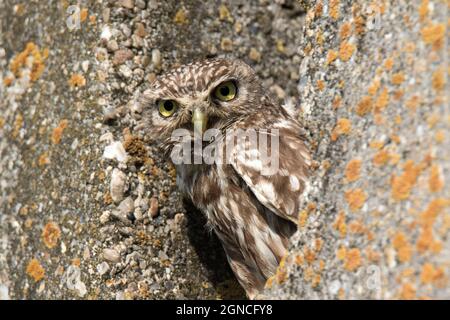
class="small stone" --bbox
[151,49,161,68]
[136,0,146,9]
[102,8,110,23]
[134,207,143,221]
[103,248,120,263]
[134,23,146,37]
[270,84,286,99]
[99,211,111,224]
[110,168,128,203]
[249,47,261,62]
[103,141,128,162]
[118,65,132,78]
[148,197,159,218]
[113,49,134,65]
[220,37,233,51]
[81,60,90,73]
[97,262,110,276]
[117,0,134,9]
[107,40,119,52]
[118,197,134,215]
[131,34,144,48]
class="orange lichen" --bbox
[405,95,421,111]
[274,256,288,284]
[373,149,390,166]
[218,4,233,22]
[393,90,404,101]
[12,113,23,138]
[432,69,445,91]
[72,258,81,267]
[173,7,189,25]
[427,113,439,128]
[348,220,366,234]
[298,210,308,227]
[336,246,347,260]
[51,119,69,144]
[68,73,86,87]
[391,160,423,201]
[355,96,373,116]
[345,159,361,182]
[344,248,362,271]
[339,41,356,62]
[42,221,61,249]
[9,42,47,82]
[329,0,340,20]
[419,198,449,228]
[295,254,304,266]
[316,79,325,91]
[326,50,339,65]
[26,258,45,282]
[38,152,50,167]
[344,189,367,212]
[366,247,381,263]
[311,274,321,288]
[368,78,381,96]
[332,95,342,109]
[339,22,352,39]
[304,248,316,264]
[374,87,389,113]
[399,283,416,299]
[392,232,413,263]
[3,76,14,86]
[353,16,366,34]
[434,130,445,143]
[416,226,436,253]
[421,23,445,50]
[391,72,405,85]
[369,141,384,149]
[314,1,323,18]
[418,0,429,21]
[80,8,88,22]
[384,58,394,71]
[333,211,347,237]
[428,165,444,193]
[331,118,351,141]
[420,263,436,284]
[315,238,323,252]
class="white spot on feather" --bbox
[289,176,300,191]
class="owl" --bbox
[140,58,311,299]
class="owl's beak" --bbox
[192,108,208,136]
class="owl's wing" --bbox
[229,126,311,223]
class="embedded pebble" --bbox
[110,168,128,203]
[103,248,121,263]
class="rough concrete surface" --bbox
[0,0,448,300]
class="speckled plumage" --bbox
[140,58,311,298]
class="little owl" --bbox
[140,58,311,299]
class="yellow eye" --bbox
[158,100,178,117]
[213,81,237,102]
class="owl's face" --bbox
[141,59,272,153]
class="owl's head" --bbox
[140,58,272,153]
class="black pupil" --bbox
[164,101,173,111]
[220,86,230,96]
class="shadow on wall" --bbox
[183,199,247,299]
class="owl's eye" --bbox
[213,81,237,102]
[158,100,178,117]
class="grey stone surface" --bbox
[263,0,449,299]
[0,0,448,300]
[0,0,305,299]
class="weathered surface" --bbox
[264,0,449,299]
[1,0,448,300]
[0,0,306,299]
